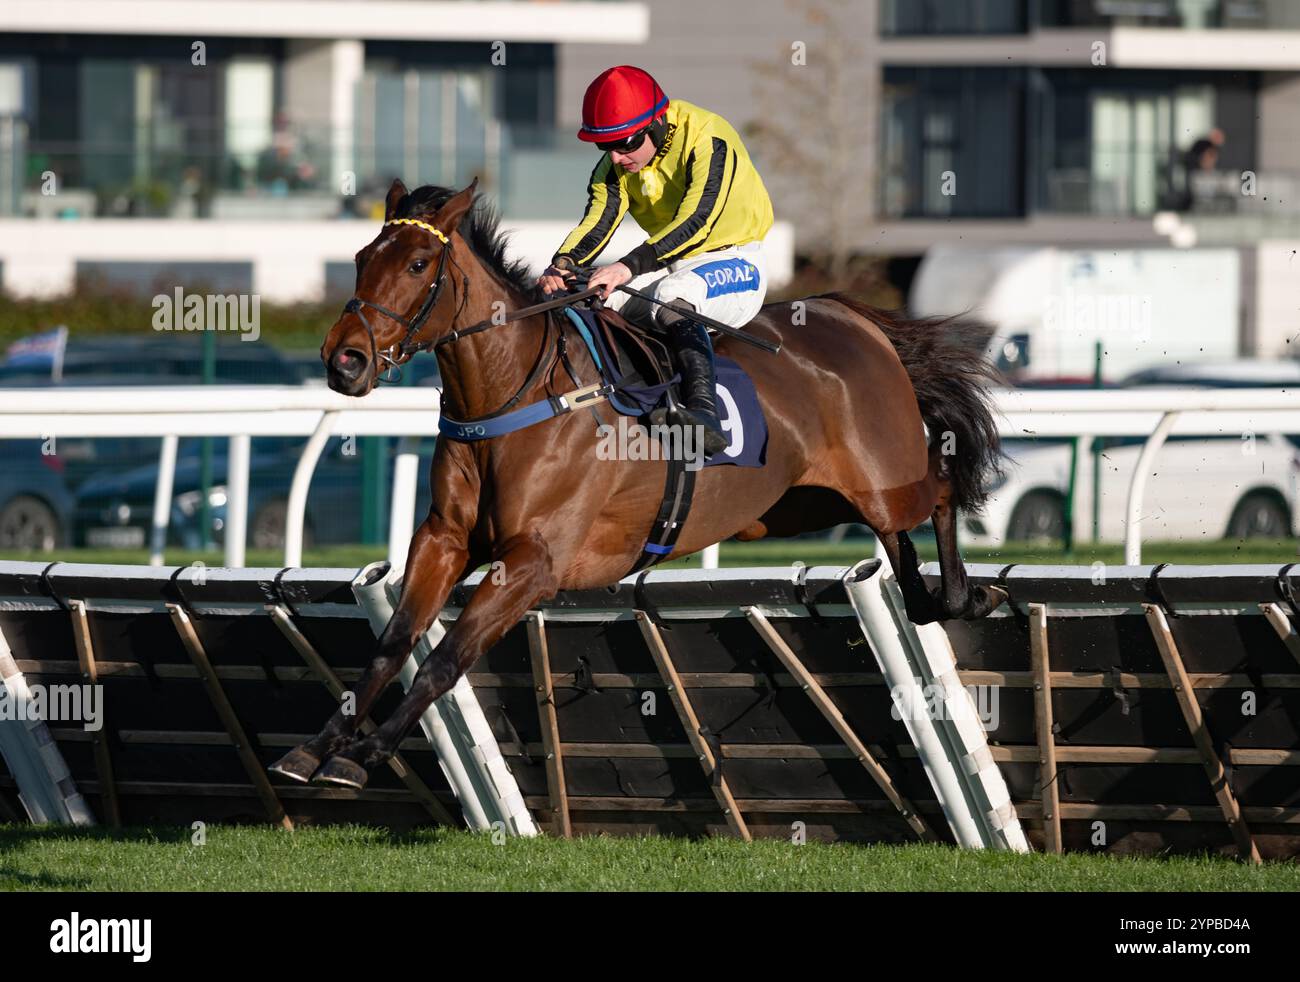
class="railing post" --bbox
[224,434,251,569]
[284,411,336,568]
[149,434,179,567]
[388,436,421,575]
[1124,411,1179,565]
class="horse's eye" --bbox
[409,259,428,274]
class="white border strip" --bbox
[0,1,650,43]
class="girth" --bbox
[626,450,699,574]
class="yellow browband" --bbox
[383,218,450,243]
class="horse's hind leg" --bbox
[930,469,1007,620]
[877,529,942,625]
[849,455,1006,622]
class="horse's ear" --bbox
[384,178,408,220]
[434,178,478,234]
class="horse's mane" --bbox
[395,185,538,301]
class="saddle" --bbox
[559,302,681,417]
[560,301,769,574]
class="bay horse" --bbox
[269,178,1008,790]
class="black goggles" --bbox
[596,126,650,154]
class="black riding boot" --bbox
[651,316,729,458]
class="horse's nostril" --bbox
[332,348,367,377]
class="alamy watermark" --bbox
[50,913,151,962]
[0,682,103,731]
[1044,291,1152,344]
[595,416,710,472]
[890,681,999,732]
[151,288,261,342]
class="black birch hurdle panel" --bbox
[930,563,1300,860]
[1,560,1298,858]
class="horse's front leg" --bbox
[312,529,557,789]
[268,516,473,783]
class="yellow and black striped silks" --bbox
[554,99,774,277]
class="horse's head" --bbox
[323,177,478,395]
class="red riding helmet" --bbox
[578,66,668,143]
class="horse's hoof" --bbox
[984,584,1010,613]
[312,755,370,790]
[963,585,1009,619]
[268,747,320,784]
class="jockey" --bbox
[538,65,774,457]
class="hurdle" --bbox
[2,558,1298,859]
[0,622,93,826]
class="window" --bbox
[1034,69,1256,216]
[881,0,1027,34]
[881,68,1025,218]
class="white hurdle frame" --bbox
[843,558,1029,852]
[0,621,95,825]
[350,561,537,837]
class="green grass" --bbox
[2,824,1296,892]
[2,537,1297,571]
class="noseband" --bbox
[344,218,465,383]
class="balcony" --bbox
[0,114,606,224]
[1037,0,1299,29]
[881,0,1300,34]
[1166,170,1300,244]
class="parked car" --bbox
[964,432,1299,547]
[0,441,76,550]
[964,365,1300,547]
[1121,360,1300,389]
[0,336,308,551]
[0,336,304,387]
[73,436,438,550]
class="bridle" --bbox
[343,217,467,383]
[343,215,609,387]
[341,214,616,427]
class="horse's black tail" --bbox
[821,294,1006,514]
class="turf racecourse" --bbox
[2,825,1298,892]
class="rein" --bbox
[344,217,615,432]
[434,285,604,348]
[431,285,609,427]
[344,216,603,384]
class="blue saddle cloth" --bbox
[563,307,768,469]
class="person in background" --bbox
[1175,127,1225,211]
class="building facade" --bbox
[557,0,1300,362]
[0,1,791,299]
[1,0,1294,354]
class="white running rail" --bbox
[2,385,1300,569]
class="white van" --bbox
[911,246,1240,382]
